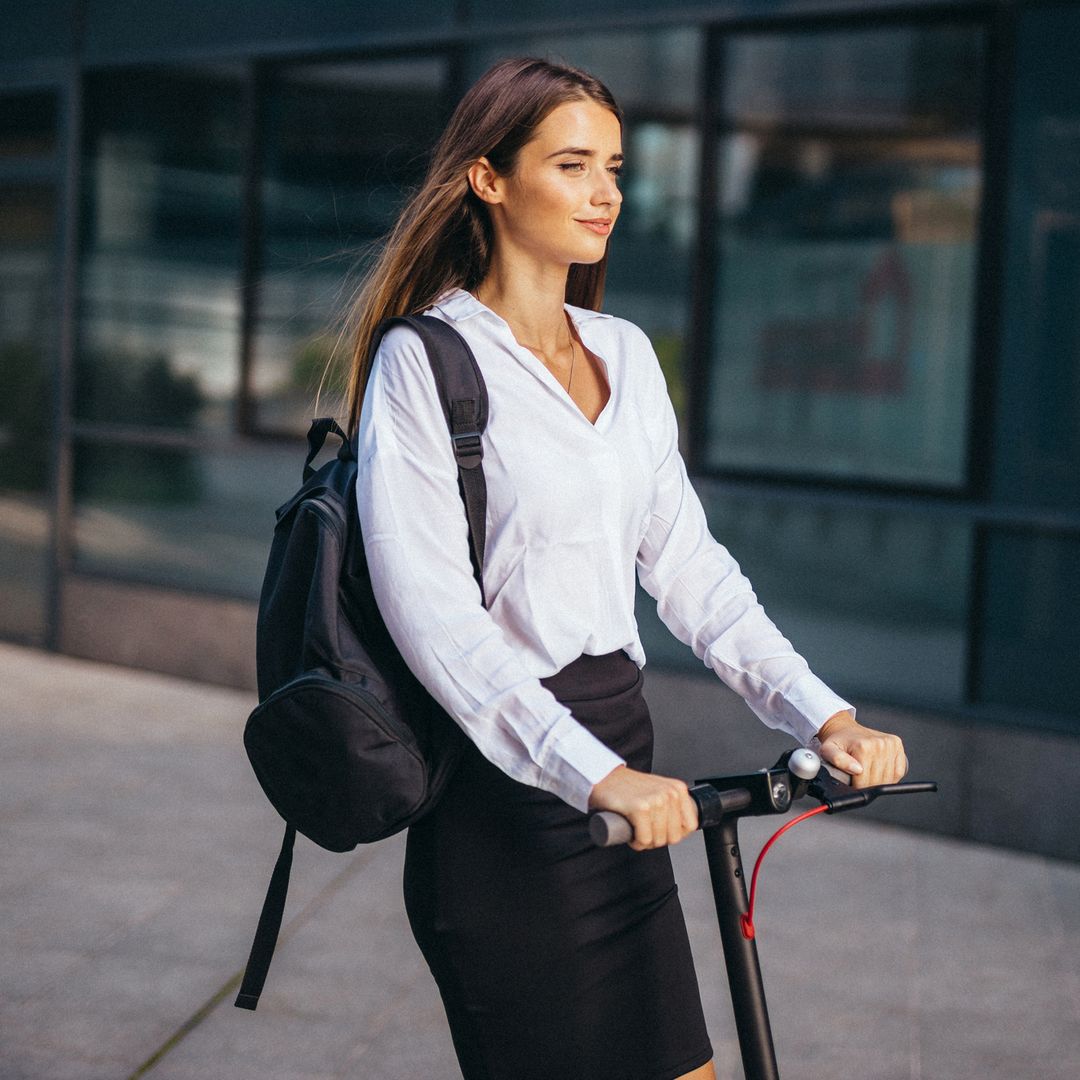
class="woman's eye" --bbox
[558,162,625,180]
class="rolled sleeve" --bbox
[632,333,855,742]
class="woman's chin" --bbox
[569,243,610,266]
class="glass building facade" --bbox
[2,0,1078,746]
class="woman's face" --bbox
[477,97,624,268]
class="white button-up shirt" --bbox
[354,286,854,813]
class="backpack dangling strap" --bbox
[234,823,296,1010]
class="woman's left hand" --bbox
[814,710,908,788]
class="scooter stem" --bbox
[702,816,780,1080]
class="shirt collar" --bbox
[431,286,613,326]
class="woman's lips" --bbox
[577,220,611,235]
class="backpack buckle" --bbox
[452,431,483,469]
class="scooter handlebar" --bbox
[589,750,937,846]
[589,811,634,847]
[589,783,753,848]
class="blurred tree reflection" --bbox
[75,349,204,502]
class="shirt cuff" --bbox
[536,714,627,813]
[781,674,856,745]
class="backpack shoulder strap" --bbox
[367,313,490,606]
[303,417,349,482]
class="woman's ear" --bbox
[467,156,504,205]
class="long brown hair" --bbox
[339,56,623,436]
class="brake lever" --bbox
[808,771,938,813]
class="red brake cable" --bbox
[740,804,829,940]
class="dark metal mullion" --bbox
[686,24,723,472]
[70,421,328,453]
[695,461,972,501]
[70,423,235,452]
[67,1,993,75]
[673,2,988,40]
[962,4,1017,706]
[236,61,265,436]
[66,565,260,608]
[0,157,59,183]
[46,7,85,652]
[718,119,983,144]
[696,475,1080,539]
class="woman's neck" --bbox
[472,263,571,357]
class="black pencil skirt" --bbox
[402,648,714,1080]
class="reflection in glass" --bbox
[467,31,702,421]
[637,491,972,705]
[0,183,57,644]
[706,24,985,487]
[978,7,1080,732]
[73,440,303,598]
[978,531,1080,726]
[724,26,983,131]
[252,59,448,433]
[993,5,1080,510]
[77,66,245,432]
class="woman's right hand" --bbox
[587,765,699,851]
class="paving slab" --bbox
[1,642,1078,1080]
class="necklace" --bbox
[472,289,578,392]
[517,315,577,393]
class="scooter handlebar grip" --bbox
[589,811,634,847]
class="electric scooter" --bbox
[590,748,937,1080]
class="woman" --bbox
[347,56,907,1080]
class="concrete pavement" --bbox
[2,642,1078,1080]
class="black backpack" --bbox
[235,314,489,1011]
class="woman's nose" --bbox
[593,171,622,206]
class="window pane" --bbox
[725,25,983,131]
[993,5,1080,509]
[73,440,302,598]
[467,31,702,422]
[0,182,57,644]
[252,58,448,433]
[977,530,1080,727]
[637,491,972,706]
[704,24,985,487]
[77,66,245,432]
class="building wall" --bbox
[1,0,1078,857]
